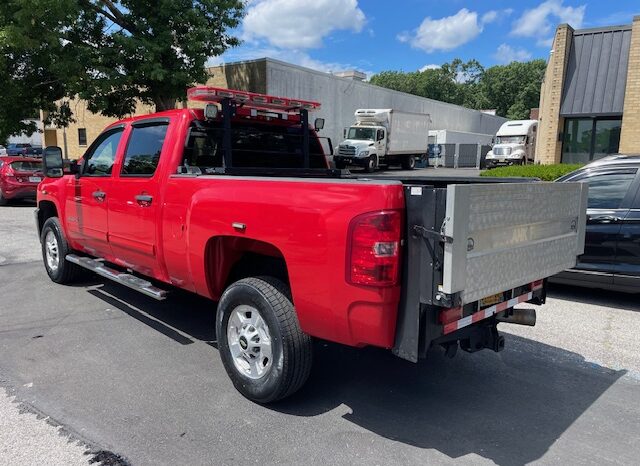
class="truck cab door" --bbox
[107,120,170,278]
[573,168,638,283]
[614,176,640,289]
[65,126,125,257]
[376,129,386,155]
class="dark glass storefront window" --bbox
[562,118,622,164]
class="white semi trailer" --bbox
[336,109,430,172]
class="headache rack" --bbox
[186,86,346,178]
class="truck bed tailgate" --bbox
[442,182,587,304]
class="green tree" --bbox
[0,0,244,142]
[369,58,547,120]
[478,59,547,119]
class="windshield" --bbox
[496,135,526,144]
[347,127,375,141]
[10,161,41,172]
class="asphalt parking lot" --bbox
[1,189,639,465]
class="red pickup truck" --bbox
[37,87,588,403]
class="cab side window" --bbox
[84,128,124,176]
[121,122,168,176]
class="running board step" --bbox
[66,254,168,300]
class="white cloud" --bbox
[511,0,586,46]
[493,43,533,64]
[242,0,366,49]
[398,8,506,53]
[419,64,440,72]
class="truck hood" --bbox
[339,140,375,150]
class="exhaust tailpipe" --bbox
[496,308,536,326]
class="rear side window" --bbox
[121,123,168,176]
[581,170,637,209]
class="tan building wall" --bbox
[536,24,573,165]
[619,16,640,154]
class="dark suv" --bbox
[553,155,640,292]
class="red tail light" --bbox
[347,210,402,287]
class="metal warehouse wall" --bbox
[263,59,507,150]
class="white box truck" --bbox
[486,120,538,168]
[336,109,430,172]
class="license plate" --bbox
[480,293,504,307]
[29,176,42,183]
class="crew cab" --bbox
[36,87,588,403]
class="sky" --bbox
[209,0,639,78]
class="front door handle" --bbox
[588,215,619,224]
[135,194,153,206]
[92,190,106,201]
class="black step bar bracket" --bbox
[66,254,168,300]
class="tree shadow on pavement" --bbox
[88,280,627,466]
[547,282,640,313]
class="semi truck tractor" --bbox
[335,109,430,172]
[486,120,538,168]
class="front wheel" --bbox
[216,277,313,403]
[364,155,377,173]
[335,160,347,170]
[40,217,83,284]
[401,156,416,170]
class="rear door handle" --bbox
[135,194,153,206]
[92,190,106,201]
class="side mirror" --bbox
[43,146,64,178]
[314,118,325,131]
[64,159,80,176]
[343,127,347,138]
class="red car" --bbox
[0,156,43,205]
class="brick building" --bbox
[537,16,640,164]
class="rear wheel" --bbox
[401,156,416,170]
[216,277,312,403]
[40,217,83,284]
[0,189,8,206]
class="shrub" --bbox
[480,164,583,181]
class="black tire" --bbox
[0,189,8,206]
[364,155,377,173]
[40,217,83,284]
[401,156,416,170]
[335,160,347,170]
[216,277,312,403]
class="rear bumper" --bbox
[1,183,38,200]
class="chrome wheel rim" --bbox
[227,305,273,379]
[44,230,59,272]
